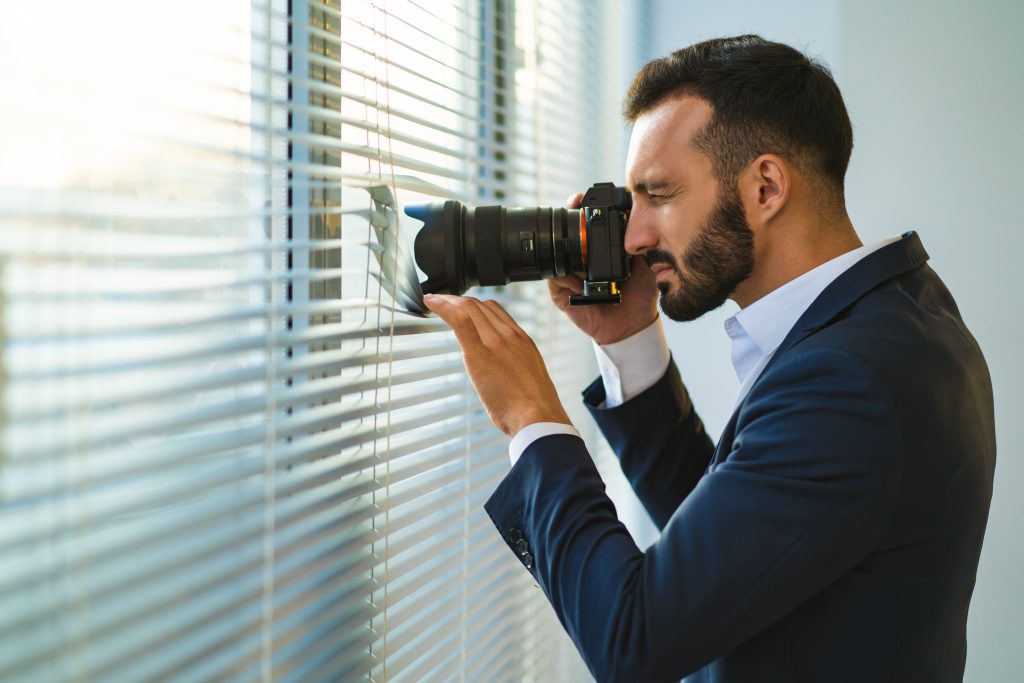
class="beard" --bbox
[645,186,755,322]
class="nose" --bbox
[623,203,657,256]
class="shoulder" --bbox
[748,344,899,417]
[733,345,903,476]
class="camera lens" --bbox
[408,201,586,296]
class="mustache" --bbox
[643,249,680,270]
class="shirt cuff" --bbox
[508,422,582,466]
[592,317,671,408]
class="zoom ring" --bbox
[474,206,506,286]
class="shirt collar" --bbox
[725,235,901,373]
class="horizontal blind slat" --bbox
[0,0,617,680]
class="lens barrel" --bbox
[410,201,585,296]
[408,182,630,303]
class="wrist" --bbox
[594,329,640,345]
[509,410,572,436]
[593,316,670,407]
[593,313,659,346]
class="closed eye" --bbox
[629,182,680,205]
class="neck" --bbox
[732,212,862,309]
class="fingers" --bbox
[481,299,529,341]
[549,273,584,292]
[424,294,511,347]
[423,294,485,347]
[547,274,583,304]
[564,192,584,210]
[423,294,565,435]
[475,299,515,340]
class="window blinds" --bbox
[0,0,644,681]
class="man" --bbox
[423,35,995,682]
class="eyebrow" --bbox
[628,179,673,194]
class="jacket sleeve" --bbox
[484,349,903,682]
[582,359,715,529]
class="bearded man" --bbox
[424,35,995,683]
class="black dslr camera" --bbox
[406,182,632,305]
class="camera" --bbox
[406,182,632,305]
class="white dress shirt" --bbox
[508,235,902,465]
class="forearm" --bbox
[585,360,715,529]
[486,435,694,682]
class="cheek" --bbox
[661,204,698,254]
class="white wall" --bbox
[646,0,1024,678]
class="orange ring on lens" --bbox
[579,209,588,269]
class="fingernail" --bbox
[423,293,436,301]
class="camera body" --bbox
[571,182,632,305]
[407,181,633,306]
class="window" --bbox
[0,1,645,680]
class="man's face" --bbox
[624,95,755,322]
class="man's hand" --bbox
[547,192,660,345]
[423,293,572,436]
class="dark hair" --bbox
[624,35,853,198]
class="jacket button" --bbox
[515,538,529,555]
[508,528,523,542]
[522,552,533,569]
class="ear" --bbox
[740,154,790,226]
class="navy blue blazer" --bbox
[484,233,995,682]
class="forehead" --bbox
[626,95,714,188]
